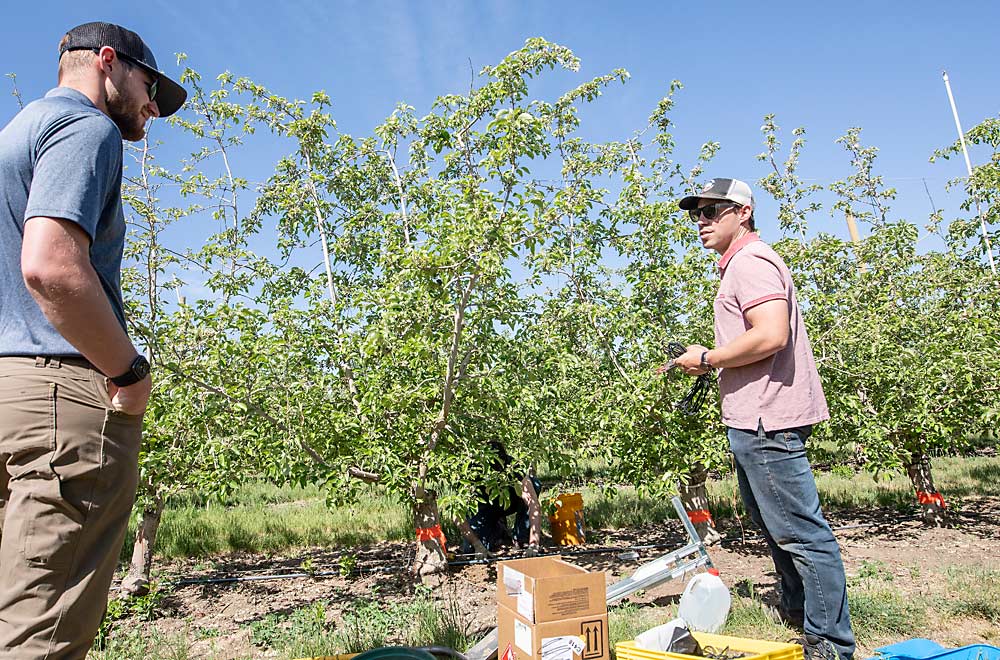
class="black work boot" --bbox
[790,635,840,660]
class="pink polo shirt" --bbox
[714,233,829,432]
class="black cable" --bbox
[702,645,749,660]
[663,342,716,415]
[417,646,470,660]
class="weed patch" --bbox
[609,602,668,651]
[243,588,474,656]
[941,566,1000,623]
[248,601,338,659]
[410,592,473,651]
[848,588,925,641]
[92,583,167,653]
[335,597,408,652]
[856,560,895,583]
[721,596,790,641]
[90,623,192,660]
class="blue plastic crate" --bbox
[872,639,1000,660]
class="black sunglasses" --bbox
[89,48,158,102]
[119,55,158,102]
[689,201,740,222]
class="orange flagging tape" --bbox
[415,524,448,553]
[916,490,946,508]
[688,508,714,524]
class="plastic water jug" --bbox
[677,568,731,633]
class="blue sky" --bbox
[4,0,999,244]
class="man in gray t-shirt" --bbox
[0,22,184,658]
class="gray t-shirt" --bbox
[0,87,128,357]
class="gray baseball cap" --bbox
[59,21,187,117]
[678,178,754,210]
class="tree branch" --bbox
[161,362,330,470]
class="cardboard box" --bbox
[497,556,606,623]
[498,607,609,660]
[497,557,609,660]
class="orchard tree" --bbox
[236,39,647,573]
[761,122,1000,525]
[118,62,343,591]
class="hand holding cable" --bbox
[656,341,716,415]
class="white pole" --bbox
[942,71,996,274]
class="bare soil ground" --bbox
[139,496,1000,659]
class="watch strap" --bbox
[110,355,150,387]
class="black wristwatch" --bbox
[110,355,151,387]
[700,351,713,370]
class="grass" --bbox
[126,483,411,560]
[610,601,673,650]
[250,592,467,657]
[849,588,926,639]
[249,601,339,658]
[97,452,1000,658]
[130,454,1000,562]
[92,587,471,659]
[585,454,1000,531]
[89,624,195,660]
[940,566,1000,624]
[583,487,687,530]
[132,454,1000,563]
[607,562,1000,658]
[92,563,1000,659]
[721,597,790,641]
[812,455,1000,510]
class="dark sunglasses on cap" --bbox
[118,54,159,102]
[688,201,740,222]
[88,48,158,102]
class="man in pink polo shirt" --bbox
[671,179,855,660]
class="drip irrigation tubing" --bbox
[183,546,425,577]
[446,541,689,567]
[152,515,920,588]
[171,571,342,586]
[159,541,683,587]
[714,514,921,547]
[447,539,676,560]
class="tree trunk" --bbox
[680,464,722,545]
[412,487,448,579]
[121,495,165,597]
[904,449,947,526]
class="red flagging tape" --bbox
[916,490,947,508]
[688,508,714,524]
[416,524,448,553]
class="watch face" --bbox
[134,356,151,379]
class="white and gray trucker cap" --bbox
[678,178,754,210]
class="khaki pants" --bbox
[0,357,141,659]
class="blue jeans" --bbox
[728,422,855,660]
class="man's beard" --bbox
[106,86,146,141]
